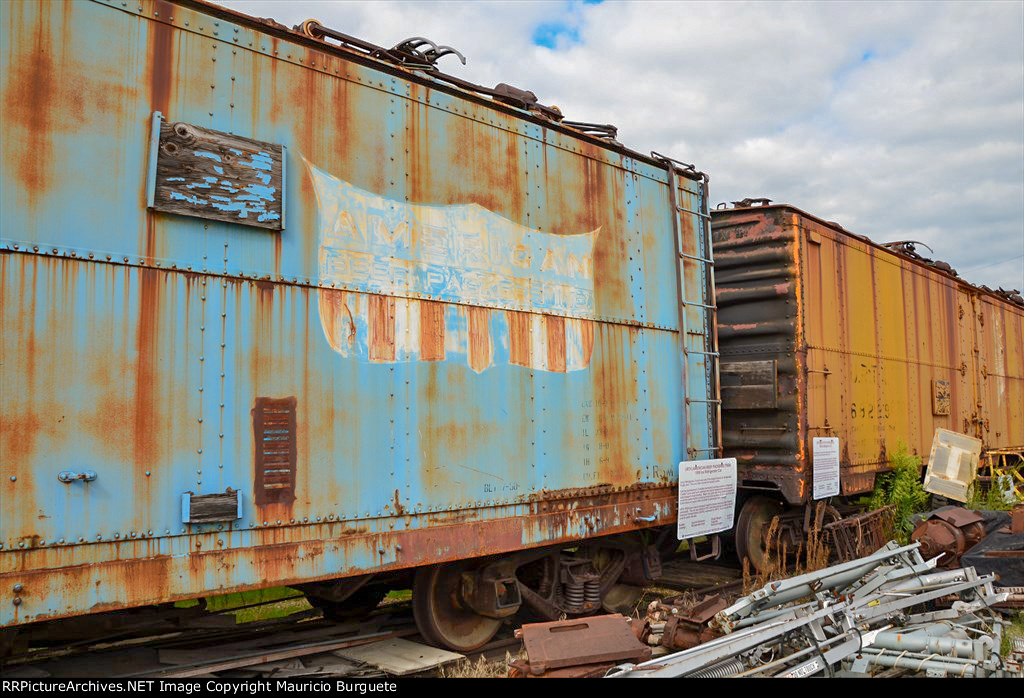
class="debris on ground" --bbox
[333,637,464,676]
[604,540,1021,678]
[635,593,726,653]
[508,614,650,677]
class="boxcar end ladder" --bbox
[652,152,723,460]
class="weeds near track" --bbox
[868,448,928,543]
[742,502,835,593]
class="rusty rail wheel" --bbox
[735,496,784,573]
[413,562,502,652]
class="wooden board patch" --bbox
[182,488,242,523]
[720,360,777,410]
[148,113,285,230]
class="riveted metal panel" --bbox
[0,0,714,627]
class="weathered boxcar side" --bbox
[0,0,718,647]
[712,203,1024,567]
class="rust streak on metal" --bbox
[545,315,566,373]
[467,306,491,372]
[507,310,532,367]
[419,300,445,361]
[368,294,396,362]
[581,319,594,367]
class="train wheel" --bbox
[735,496,784,573]
[413,562,502,652]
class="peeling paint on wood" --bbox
[150,118,284,230]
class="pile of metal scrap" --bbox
[605,541,1020,678]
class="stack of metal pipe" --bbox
[606,541,1019,678]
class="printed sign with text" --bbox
[677,458,737,540]
[812,437,841,499]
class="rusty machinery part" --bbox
[516,548,630,621]
[910,508,986,568]
[296,18,563,121]
[736,499,843,573]
[389,36,466,68]
[412,539,651,650]
[823,504,895,563]
[412,561,504,652]
[638,593,726,653]
[715,198,773,209]
[560,120,619,141]
[732,197,773,208]
[650,150,709,183]
[882,240,964,279]
[881,239,935,261]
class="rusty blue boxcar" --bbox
[0,0,718,650]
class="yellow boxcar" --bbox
[712,203,1024,567]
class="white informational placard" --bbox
[812,437,841,499]
[677,458,737,540]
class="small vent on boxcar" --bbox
[252,397,297,505]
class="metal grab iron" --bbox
[57,470,97,483]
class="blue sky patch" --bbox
[533,20,581,48]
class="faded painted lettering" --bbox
[308,161,599,373]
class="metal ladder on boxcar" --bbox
[652,153,723,461]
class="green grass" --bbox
[174,587,312,623]
[868,447,929,543]
[1002,612,1024,656]
[382,589,412,605]
[967,478,1020,511]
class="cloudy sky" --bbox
[219,0,1024,291]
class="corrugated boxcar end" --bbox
[712,202,1024,505]
[0,0,715,629]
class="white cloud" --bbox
[218,0,1024,290]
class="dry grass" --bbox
[743,502,834,593]
[438,652,517,678]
